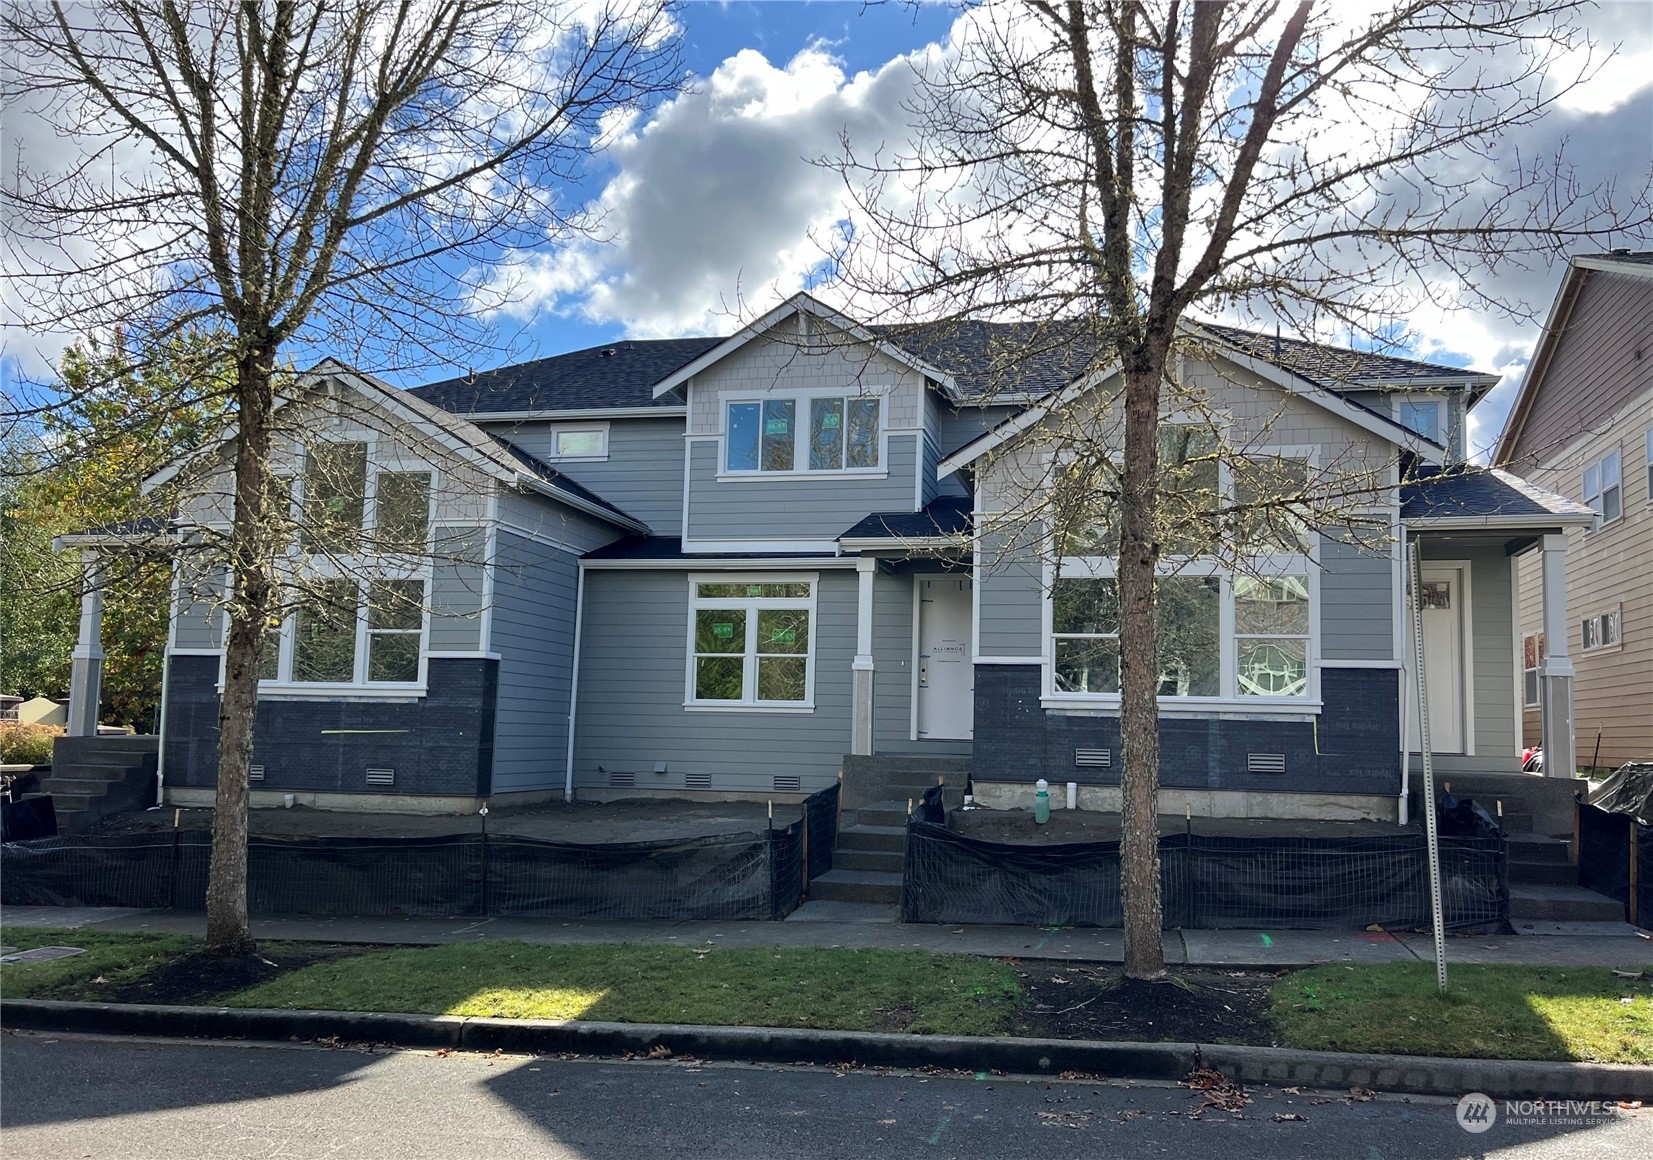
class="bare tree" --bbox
[832,0,1650,978]
[3,0,681,953]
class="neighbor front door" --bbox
[1407,565,1467,755]
[916,576,973,740]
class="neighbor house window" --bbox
[1644,428,1652,499]
[1522,632,1544,707]
[688,578,814,706]
[1583,448,1622,523]
[1580,608,1621,653]
[725,396,881,473]
[1049,428,1315,703]
[548,427,608,459]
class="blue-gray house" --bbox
[69,293,1595,823]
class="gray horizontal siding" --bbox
[429,526,486,652]
[573,568,857,793]
[484,417,685,534]
[495,489,622,555]
[173,559,223,650]
[977,530,1044,658]
[872,565,973,755]
[685,435,918,543]
[488,530,581,793]
[1319,539,1394,661]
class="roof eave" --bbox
[512,472,650,536]
[1404,512,1596,531]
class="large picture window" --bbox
[726,396,881,473]
[1048,432,1316,705]
[687,578,815,707]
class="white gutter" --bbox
[580,556,858,571]
[562,563,587,803]
[457,406,687,422]
[837,536,970,552]
[1403,513,1595,531]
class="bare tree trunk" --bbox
[205,348,275,955]
[1118,360,1164,980]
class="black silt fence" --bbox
[902,786,1508,931]
[1577,803,1633,919]
[804,781,840,881]
[3,785,846,921]
[1639,823,1652,930]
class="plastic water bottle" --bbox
[1034,779,1050,824]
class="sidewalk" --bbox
[6,904,1651,967]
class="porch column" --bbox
[1537,534,1576,779]
[851,557,876,756]
[67,552,105,737]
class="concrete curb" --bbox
[3,999,1648,1102]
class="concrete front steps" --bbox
[809,799,909,906]
[1490,792,1631,929]
[24,736,159,834]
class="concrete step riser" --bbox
[44,766,133,782]
[40,778,129,796]
[1507,838,1572,864]
[837,829,906,854]
[808,878,903,905]
[853,808,911,828]
[833,849,904,873]
[1507,861,1578,886]
[1510,897,1625,922]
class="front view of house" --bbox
[63,294,1594,822]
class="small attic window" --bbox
[548,423,609,460]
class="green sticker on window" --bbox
[712,622,734,639]
[765,417,790,434]
[771,627,796,644]
[746,585,763,597]
[821,413,840,429]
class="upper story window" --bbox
[687,578,815,708]
[1396,395,1444,445]
[1583,448,1622,524]
[547,426,608,460]
[725,396,881,474]
[296,440,432,554]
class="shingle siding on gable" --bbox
[1506,271,1653,475]
[483,417,686,534]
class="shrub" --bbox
[0,722,62,766]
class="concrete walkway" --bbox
[5,905,1651,967]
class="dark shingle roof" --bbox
[1197,324,1491,389]
[840,496,973,542]
[1401,466,1595,523]
[871,319,1105,400]
[492,437,644,527]
[410,338,723,414]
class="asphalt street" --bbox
[1,1032,1648,1159]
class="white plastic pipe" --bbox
[1066,781,1077,810]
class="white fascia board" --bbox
[53,529,184,550]
[581,556,859,571]
[1350,374,1501,391]
[648,292,959,400]
[837,535,969,552]
[457,406,687,422]
[1404,513,1596,531]
[511,472,650,536]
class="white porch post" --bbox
[67,551,105,737]
[1537,534,1576,778]
[851,557,877,756]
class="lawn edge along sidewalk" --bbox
[3,999,1648,1102]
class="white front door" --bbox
[916,577,973,740]
[1407,565,1467,754]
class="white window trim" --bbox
[1521,631,1543,708]
[718,388,891,478]
[544,421,610,462]
[1583,446,1623,526]
[1038,443,1324,713]
[1579,606,1622,654]
[250,434,438,692]
[683,572,819,711]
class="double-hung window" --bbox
[725,396,881,473]
[1048,429,1316,705]
[1522,632,1544,707]
[687,578,815,707]
[1583,448,1622,523]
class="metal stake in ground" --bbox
[1409,541,1448,993]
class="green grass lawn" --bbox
[1273,962,1653,1064]
[227,942,1024,1036]
[0,927,198,1000]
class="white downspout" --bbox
[562,562,587,804]
[1397,523,1410,826]
[154,653,170,807]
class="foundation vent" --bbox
[365,768,395,787]
[608,770,636,788]
[248,764,265,783]
[684,772,712,790]
[1246,753,1287,775]
[1074,748,1112,768]
[773,774,802,793]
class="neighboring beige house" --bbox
[1496,250,1653,772]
